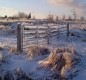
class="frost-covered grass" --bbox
[0,25,17,37]
[0,22,85,80]
[27,45,50,60]
[0,68,33,80]
[9,46,17,53]
[39,47,80,79]
[0,52,7,65]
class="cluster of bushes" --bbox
[38,46,80,80]
[0,46,7,64]
[9,47,17,54]
[27,45,50,60]
[0,68,32,80]
[26,45,80,79]
[5,45,81,80]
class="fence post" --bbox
[67,23,70,37]
[47,25,50,44]
[17,24,23,53]
[58,24,60,40]
[36,26,39,45]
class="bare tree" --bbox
[68,15,72,21]
[32,16,36,20]
[18,12,27,19]
[80,16,85,21]
[5,15,7,18]
[55,16,59,21]
[71,8,77,21]
[27,13,31,19]
[62,15,66,20]
[46,13,54,23]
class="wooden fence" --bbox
[17,23,70,53]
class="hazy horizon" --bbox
[0,0,86,19]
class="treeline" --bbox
[0,11,85,22]
[0,12,31,20]
[46,13,85,23]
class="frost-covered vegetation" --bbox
[39,46,80,80]
[0,22,85,80]
[27,45,50,60]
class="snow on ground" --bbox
[0,23,86,80]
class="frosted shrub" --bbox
[55,47,65,53]
[27,45,50,59]
[0,51,7,63]
[61,64,72,78]
[3,71,14,80]
[39,47,80,79]
[14,68,32,80]
[0,42,4,50]
[0,25,6,30]
[2,69,33,80]
[9,47,17,53]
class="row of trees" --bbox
[0,10,85,21]
[46,13,85,22]
[46,8,85,22]
[18,12,31,19]
[0,12,31,20]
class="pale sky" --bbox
[0,0,86,18]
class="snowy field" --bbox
[0,22,86,80]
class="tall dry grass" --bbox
[39,46,80,79]
[27,45,50,59]
[9,47,17,54]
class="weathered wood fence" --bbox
[17,23,70,53]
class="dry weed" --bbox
[27,45,50,59]
[39,46,80,79]
[9,47,17,53]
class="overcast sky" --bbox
[0,0,86,18]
